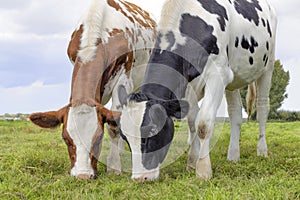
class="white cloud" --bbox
[281,58,300,111]
[0,32,73,88]
[0,0,32,10]
[0,81,70,114]
[0,0,93,35]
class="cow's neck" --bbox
[70,33,131,106]
[140,48,188,101]
[71,45,106,106]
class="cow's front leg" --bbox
[185,85,202,171]
[186,105,200,171]
[225,89,243,162]
[106,75,133,174]
[106,123,122,174]
[195,71,231,180]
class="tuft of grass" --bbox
[0,121,299,199]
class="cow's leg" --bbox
[185,86,202,171]
[106,74,133,174]
[186,105,200,171]
[256,65,274,157]
[225,89,243,162]
[195,74,229,180]
[106,119,122,175]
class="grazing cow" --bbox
[30,0,156,179]
[118,0,277,181]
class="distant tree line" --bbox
[0,113,29,121]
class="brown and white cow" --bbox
[30,0,156,179]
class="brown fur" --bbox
[120,1,156,28]
[198,122,209,140]
[67,25,84,64]
[107,0,156,28]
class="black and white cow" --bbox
[118,0,277,181]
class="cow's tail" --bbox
[246,82,256,121]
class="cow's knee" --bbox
[106,124,122,174]
[197,121,210,140]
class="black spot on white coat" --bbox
[267,20,272,37]
[241,36,258,54]
[262,18,266,27]
[235,37,239,48]
[140,13,220,101]
[234,0,262,26]
[197,0,228,31]
[249,56,254,65]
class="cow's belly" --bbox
[227,63,266,90]
[226,40,270,90]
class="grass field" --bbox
[0,120,299,199]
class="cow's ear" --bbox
[118,85,128,107]
[29,106,68,129]
[97,105,121,126]
[162,100,189,119]
[141,104,168,138]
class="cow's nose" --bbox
[77,174,94,180]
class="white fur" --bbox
[67,104,99,177]
[225,90,243,162]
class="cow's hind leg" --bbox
[225,89,243,162]
[256,65,274,157]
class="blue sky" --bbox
[0,0,299,114]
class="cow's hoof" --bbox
[186,164,196,172]
[107,168,121,175]
[77,174,94,180]
[196,157,212,180]
[227,148,240,162]
[257,138,268,157]
[257,148,268,157]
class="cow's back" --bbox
[155,0,277,91]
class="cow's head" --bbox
[29,103,120,179]
[117,85,189,182]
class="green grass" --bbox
[0,120,299,199]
